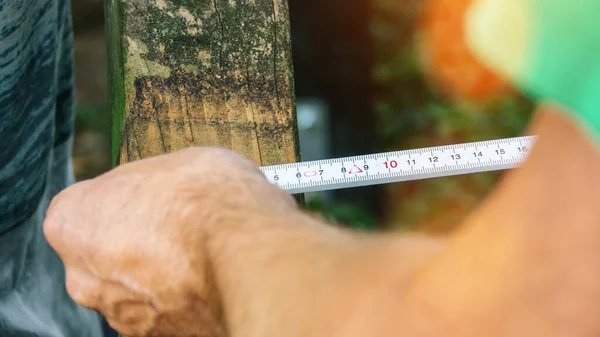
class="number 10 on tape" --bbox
[259,136,537,194]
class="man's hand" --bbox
[43,147,297,336]
[42,145,441,337]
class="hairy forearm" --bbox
[207,210,441,337]
[206,106,600,337]
[391,105,600,336]
[195,103,600,337]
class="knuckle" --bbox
[191,146,256,167]
[65,270,103,310]
[44,180,98,245]
[65,276,96,309]
[43,194,67,243]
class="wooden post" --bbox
[104,0,301,168]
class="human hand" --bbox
[43,147,298,336]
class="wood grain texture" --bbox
[105,0,300,166]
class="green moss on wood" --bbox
[105,0,127,166]
[107,0,300,166]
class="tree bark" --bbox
[105,0,301,167]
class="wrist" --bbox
[398,107,600,336]
[205,209,354,337]
[206,208,442,337]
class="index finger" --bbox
[43,180,95,263]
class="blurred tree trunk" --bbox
[289,0,381,217]
[72,0,105,33]
[105,0,301,168]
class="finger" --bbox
[105,301,158,337]
[65,269,103,310]
[44,180,94,255]
[43,190,70,253]
[108,318,153,337]
[100,282,158,337]
[95,280,149,319]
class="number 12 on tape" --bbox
[259,136,537,194]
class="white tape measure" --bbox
[260,136,537,194]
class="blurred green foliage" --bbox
[371,0,534,232]
[75,103,110,133]
[305,197,377,231]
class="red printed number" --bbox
[384,160,398,169]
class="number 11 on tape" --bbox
[259,136,537,194]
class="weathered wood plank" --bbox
[105,0,301,167]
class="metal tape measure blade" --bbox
[260,136,537,194]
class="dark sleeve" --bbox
[0,0,74,233]
[54,0,75,148]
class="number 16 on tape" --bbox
[259,136,536,194]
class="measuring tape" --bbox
[259,135,537,194]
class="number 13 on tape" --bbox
[259,136,537,194]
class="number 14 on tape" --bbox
[259,136,537,194]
